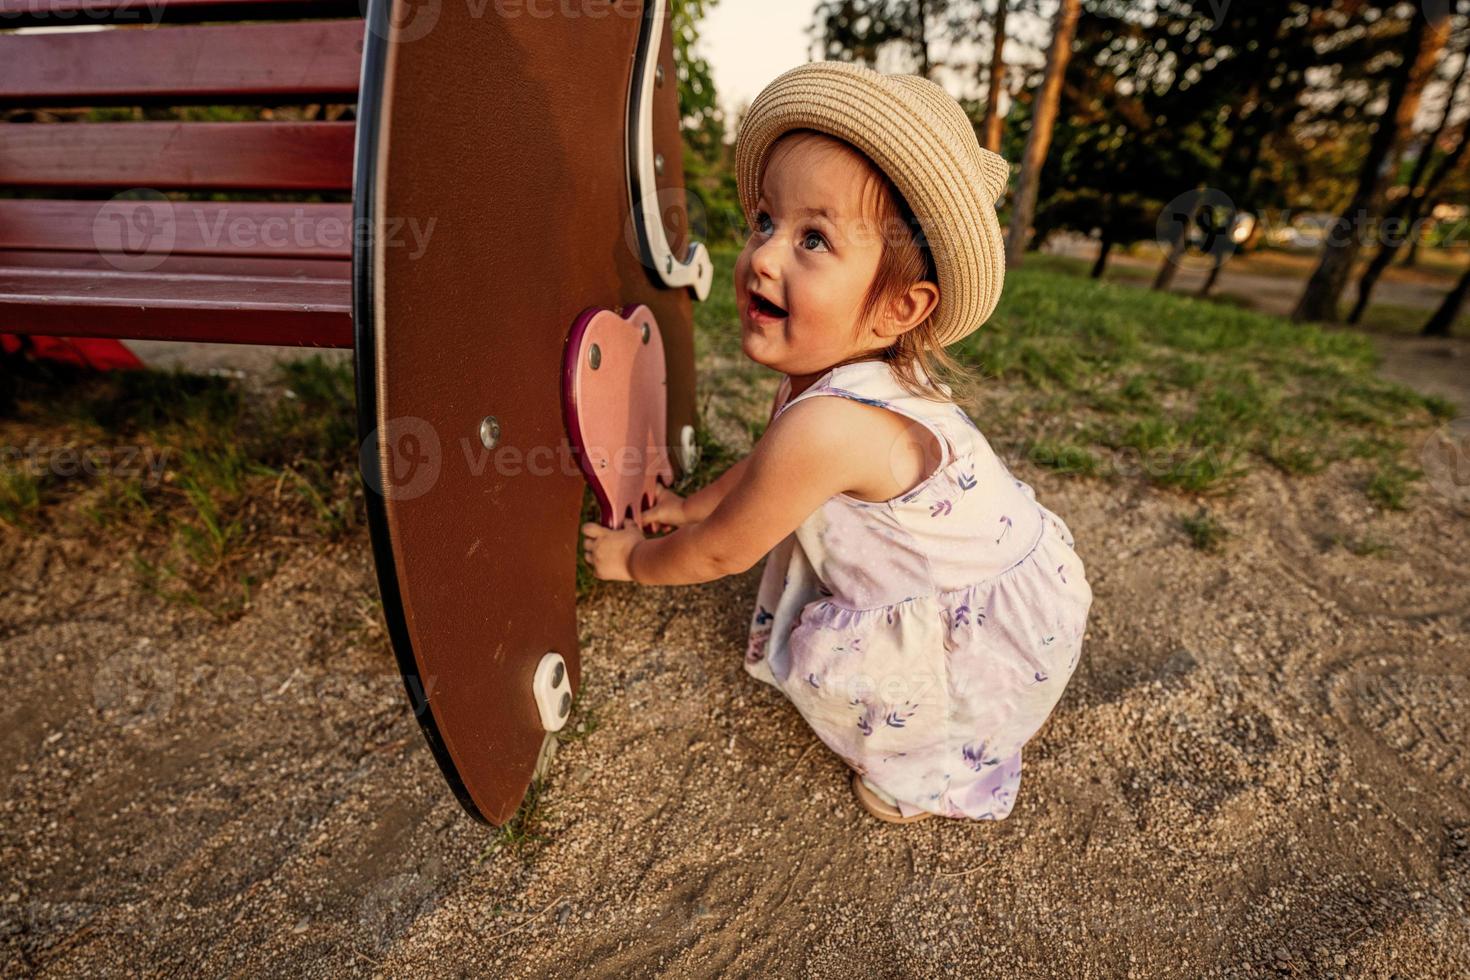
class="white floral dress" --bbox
[744,359,1092,820]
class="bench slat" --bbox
[0,20,364,105]
[2,122,354,190]
[0,248,351,279]
[0,0,359,29]
[0,268,352,347]
[0,200,355,258]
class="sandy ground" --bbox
[2,431,1468,976]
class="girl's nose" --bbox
[749,233,783,282]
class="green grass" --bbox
[684,244,1448,507]
[1,353,360,618]
[479,773,554,861]
[1365,459,1421,511]
[0,464,46,528]
[1355,301,1469,339]
[696,244,1449,502]
[933,252,1451,499]
[1178,507,1229,553]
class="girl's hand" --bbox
[580,521,645,582]
[637,487,690,534]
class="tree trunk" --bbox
[1091,236,1113,279]
[981,0,1010,153]
[1197,205,1238,298]
[1402,210,1429,267]
[1292,11,1451,323]
[1153,189,1203,292]
[1423,262,1469,337]
[1349,44,1470,324]
[1005,0,1081,268]
[915,0,932,78]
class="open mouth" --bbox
[749,293,788,320]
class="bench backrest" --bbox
[1,1,365,346]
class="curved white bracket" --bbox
[628,0,713,302]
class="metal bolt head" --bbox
[478,416,500,450]
[654,153,664,176]
[559,692,571,717]
[588,343,601,370]
[640,322,650,344]
[552,661,564,688]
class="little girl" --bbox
[581,62,1091,824]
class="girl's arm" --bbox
[680,455,750,522]
[665,380,784,523]
[628,396,874,586]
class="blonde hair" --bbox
[769,129,979,406]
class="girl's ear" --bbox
[878,280,940,340]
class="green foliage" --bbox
[672,0,744,246]
[673,0,724,163]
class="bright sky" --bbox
[698,1,1030,141]
[701,0,822,140]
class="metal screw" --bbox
[655,64,665,87]
[654,153,664,176]
[559,692,571,717]
[640,322,650,344]
[588,344,601,370]
[552,661,564,688]
[478,416,500,449]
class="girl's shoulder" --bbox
[773,360,974,504]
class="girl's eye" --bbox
[758,211,829,251]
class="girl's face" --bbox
[735,135,890,381]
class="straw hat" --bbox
[735,61,1011,348]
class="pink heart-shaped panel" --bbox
[563,303,675,529]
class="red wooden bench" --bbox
[1,1,361,349]
[1,0,706,828]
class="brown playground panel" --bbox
[1,0,702,826]
[355,0,699,823]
